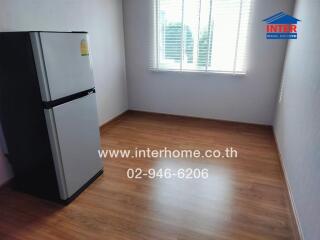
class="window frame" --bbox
[152,0,252,76]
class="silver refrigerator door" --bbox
[31,32,95,101]
[44,93,103,200]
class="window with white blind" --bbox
[153,0,252,74]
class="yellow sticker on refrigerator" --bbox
[80,39,89,56]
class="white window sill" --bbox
[150,68,247,77]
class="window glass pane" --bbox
[197,0,213,70]
[235,0,252,73]
[158,0,182,70]
[181,0,199,70]
[155,0,252,74]
[210,0,241,72]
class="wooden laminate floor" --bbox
[0,111,296,240]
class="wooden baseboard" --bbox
[273,129,303,240]
[99,110,129,132]
[128,109,271,128]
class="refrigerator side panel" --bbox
[44,109,69,200]
[0,32,60,201]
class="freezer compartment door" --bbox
[45,93,103,200]
[31,32,95,101]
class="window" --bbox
[153,0,252,74]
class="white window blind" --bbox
[153,0,252,74]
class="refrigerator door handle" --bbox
[42,88,95,109]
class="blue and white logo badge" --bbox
[263,12,301,39]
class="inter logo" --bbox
[263,12,300,39]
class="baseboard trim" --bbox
[273,129,304,240]
[99,110,129,132]
[128,109,272,128]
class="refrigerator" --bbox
[0,31,103,203]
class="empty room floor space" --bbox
[0,111,296,240]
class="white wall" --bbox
[123,0,294,125]
[274,1,320,239]
[0,0,127,185]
